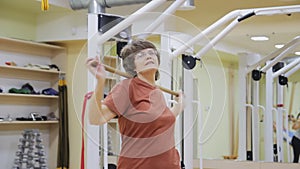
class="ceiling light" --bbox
[275,44,285,49]
[295,51,300,55]
[250,36,269,41]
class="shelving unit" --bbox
[0,36,66,169]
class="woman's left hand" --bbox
[174,91,185,109]
[171,91,185,116]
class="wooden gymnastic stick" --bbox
[102,64,179,97]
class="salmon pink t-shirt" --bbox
[103,77,180,169]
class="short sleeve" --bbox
[103,80,131,117]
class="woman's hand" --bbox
[174,91,185,109]
[171,91,185,117]
[86,57,106,80]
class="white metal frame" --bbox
[169,5,300,162]
[240,36,300,162]
[249,41,300,162]
[171,5,300,59]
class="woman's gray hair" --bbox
[120,39,160,80]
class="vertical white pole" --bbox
[276,83,284,162]
[160,33,172,114]
[87,1,107,169]
[238,53,249,160]
[184,69,193,169]
[87,13,101,169]
[252,80,260,161]
[165,32,194,168]
[264,62,274,162]
[194,101,203,169]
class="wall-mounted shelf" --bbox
[0,65,64,82]
[0,121,59,125]
[0,93,58,105]
[0,36,65,57]
[0,93,58,99]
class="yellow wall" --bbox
[192,50,239,159]
[0,6,36,40]
[64,40,88,169]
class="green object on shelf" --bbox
[8,88,31,94]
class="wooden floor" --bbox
[193,159,300,169]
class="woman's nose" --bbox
[146,55,153,60]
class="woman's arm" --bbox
[87,84,116,125]
[86,57,116,125]
[170,91,184,117]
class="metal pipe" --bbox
[69,0,173,10]
[96,0,167,47]
[69,0,91,10]
[97,0,151,8]
[88,0,105,13]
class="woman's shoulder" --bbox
[118,78,133,86]
[110,78,134,92]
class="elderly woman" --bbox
[86,39,184,169]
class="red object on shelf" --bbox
[5,61,17,66]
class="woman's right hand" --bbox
[86,57,106,80]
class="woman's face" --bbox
[134,48,159,75]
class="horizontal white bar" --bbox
[272,57,300,78]
[286,62,300,77]
[255,5,300,16]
